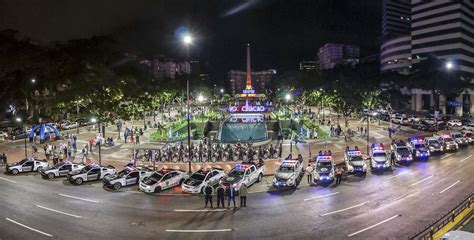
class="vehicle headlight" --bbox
[232,183,237,188]
[347,165,354,170]
[146,185,151,189]
[416,151,420,156]
[272,178,277,183]
[429,146,434,150]
[329,173,334,177]
[407,155,412,160]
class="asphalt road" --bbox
[0,147,473,240]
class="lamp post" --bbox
[183,34,193,174]
[285,93,293,156]
[91,118,101,165]
[16,117,27,158]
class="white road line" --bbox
[36,205,83,218]
[439,180,461,194]
[460,155,472,162]
[0,176,16,183]
[441,153,454,159]
[303,192,340,201]
[409,175,434,186]
[386,172,407,180]
[58,193,102,203]
[320,201,369,216]
[347,215,400,237]
[174,209,227,212]
[5,218,53,237]
[166,229,232,233]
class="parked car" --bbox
[447,119,463,127]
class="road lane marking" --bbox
[347,214,400,237]
[460,155,472,162]
[304,192,340,202]
[174,209,227,212]
[320,201,369,216]
[441,154,454,159]
[409,175,434,186]
[5,217,53,237]
[386,172,407,180]
[58,194,102,203]
[0,176,16,183]
[439,180,461,194]
[36,205,83,218]
[166,229,232,233]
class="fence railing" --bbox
[411,193,473,240]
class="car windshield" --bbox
[443,138,454,142]
[51,163,64,169]
[429,140,440,145]
[118,169,131,177]
[190,172,206,181]
[278,165,294,172]
[465,133,472,137]
[452,134,462,138]
[229,168,245,176]
[19,159,29,165]
[150,172,164,180]
[349,155,363,161]
[80,165,94,173]
[317,161,332,167]
[397,148,410,155]
[373,152,386,157]
[414,143,424,148]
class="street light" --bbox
[446,61,453,70]
[197,94,204,102]
[285,93,294,156]
[220,89,224,93]
[183,33,193,174]
[31,78,36,83]
[16,117,27,158]
[91,118,101,165]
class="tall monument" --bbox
[245,44,253,90]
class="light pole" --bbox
[16,117,27,158]
[91,118,101,165]
[183,34,193,174]
[285,93,293,156]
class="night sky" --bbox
[0,0,381,80]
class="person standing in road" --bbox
[335,167,344,185]
[239,184,248,207]
[306,164,314,185]
[226,186,236,209]
[390,150,396,166]
[204,184,214,208]
[216,184,225,208]
[136,134,140,145]
[1,152,6,165]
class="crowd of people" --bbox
[203,183,248,209]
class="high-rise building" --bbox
[299,60,316,71]
[382,0,411,37]
[318,43,360,70]
[411,0,474,79]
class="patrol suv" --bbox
[314,154,335,182]
[221,162,265,190]
[40,161,85,179]
[391,141,413,163]
[450,132,468,147]
[407,137,430,160]
[139,169,187,193]
[424,137,444,153]
[181,168,226,194]
[6,157,48,175]
[344,147,367,174]
[272,159,303,188]
[103,166,154,190]
[67,164,116,185]
[460,130,474,144]
[369,144,391,170]
[434,134,458,151]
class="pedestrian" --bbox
[335,167,344,184]
[216,184,225,208]
[204,184,214,208]
[88,139,93,152]
[136,134,140,145]
[360,127,363,135]
[305,163,314,185]
[390,150,396,166]
[81,146,88,163]
[1,152,7,165]
[239,184,248,207]
[130,134,135,144]
[226,186,236,209]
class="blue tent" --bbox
[29,123,60,143]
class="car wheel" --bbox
[154,186,162,193]
[37,167,43,172]
[257,173,263,183]
[75,178,84,185]
[11,169,19,175]
[113,182,122,190]
[47,173,55,179]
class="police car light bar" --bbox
[282,160,298,165]
[347,150,361,156]
[235,164,251,169]
[316,156,332,161]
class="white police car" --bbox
[314,154,335,183]
[181,168,225,194]
[139,169,187,193]
[391,141,413,163]
[103,166,154,190]
[434,134,459,151]
[40,160,85,179]
[424,137,444,153]
[407,137,430,160]
[369,144,391,170]
[6,157,48,175]
[344,147,367,174]
[67,164,116,185]
[272,159,304,189]
[220,162,265,190]
[450,132,468,147]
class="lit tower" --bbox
[245,43,253,91]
